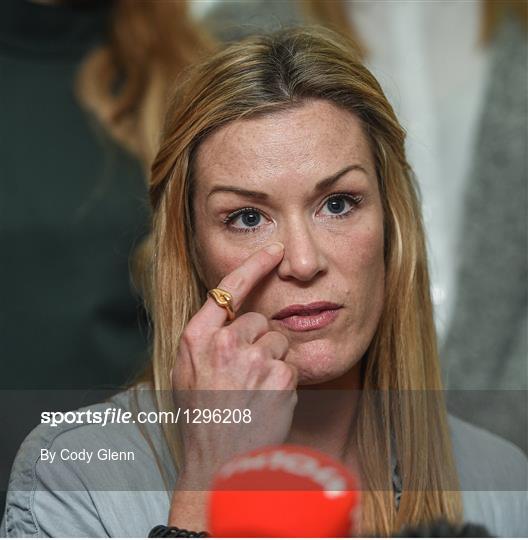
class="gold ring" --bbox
[207,288,236,321]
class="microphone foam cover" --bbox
[208,444,361,537]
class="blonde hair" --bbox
[147,27,462,536]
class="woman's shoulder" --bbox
[1,385,175,537]
[447,413,528,536]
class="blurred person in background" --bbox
[439,1,527,455]
[0,0,213,511]
[200,0,528,454]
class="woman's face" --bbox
[191,99,385,385]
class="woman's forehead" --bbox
[193,100,376,196]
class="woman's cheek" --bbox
[351,217,384,266]
[200,244,249,287]
[331,227,382,277]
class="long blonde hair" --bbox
[147,26,462,536]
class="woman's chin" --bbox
[286,343,360,387]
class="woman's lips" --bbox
[274,308,341,332]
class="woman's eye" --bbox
[320,193,362,219]
[223,208,264,234]
[222,194,362,234]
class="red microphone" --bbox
[208,445,361,537]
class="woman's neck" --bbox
[286,363,362,464]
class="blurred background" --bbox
[1,0,526,514]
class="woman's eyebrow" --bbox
[206,164,367,202]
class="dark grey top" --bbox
[1,386,527,537]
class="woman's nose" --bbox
[276,220,328,282]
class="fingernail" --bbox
[265,242,284,255]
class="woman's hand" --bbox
[171,241,298,490]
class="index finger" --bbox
[190,242,285,330]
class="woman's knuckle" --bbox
[275,332,289,350]
[251,312,269,328]
[266,331,288,349]
[271,361,295,386]
[220,272,245,292]
[246,346,265,364]
[181,326,200,349]
[213,327,238,353]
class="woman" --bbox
[2,27,526,538]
